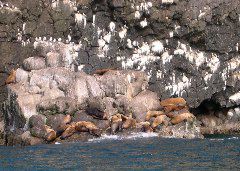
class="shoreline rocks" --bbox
[1,53,207,145]
[1,51,239,145]
[0,0,240,145]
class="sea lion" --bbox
[166,108,190,118]
[122,115,136,129]
[171,113,195,125]
[30,124,56,141]
[151,115,169,129]
[145,111,165,121]
[110,114,123,134]
[5,69,16,85]
[160,98,188,113]
[44,125,57,142]
[75,121,101,136]
[60,123,76,140]
[138,122,153,133]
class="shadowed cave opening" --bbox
[190,99,222,116]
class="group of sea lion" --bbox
[106,97,196,135]
[29,114,102,142]
[41,98,196,142]
[5,69,196,142]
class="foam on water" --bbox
[227,137,239,140]
[209,136,239,141]
[209,138,224,141]
[88,132,158,142]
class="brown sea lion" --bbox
[152,115,169,129]
[122,115,136,129]
[44,125,57,141]
[166,108,190,118]
[75,121,101,136]
[145,111,165,121]
[110,114,123,134]
[171,113,195,125]
[138,122,153,133]
[60,123,76,140]
[160,98,188,113]
[5,69,16,85]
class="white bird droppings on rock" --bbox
[151,40,164,55]
[109,22,116,32]
[119,26,128,40]
[140,18,148,28]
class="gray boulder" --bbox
[46,52,63,67]
[23,57,46,71]
[98,70,148,98]
[87,97,118,119]
[46,114,71,133]
[130,90,161,122]
[29,114,46,128]
[15,68,29,83]
[36,97,79,115]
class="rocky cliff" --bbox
[0,0,239,145]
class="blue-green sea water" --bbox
[0,133,240,170]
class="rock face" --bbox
[2,52,204,144]
[0,0,239,107]
[0,0,240,144]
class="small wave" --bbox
[227,137,239,140]
[209,138,224,141]
[88,134,120,142]
[88,132,158,142]
[55,142,61,145]
[209,136,239,141]
[125,132,158,139]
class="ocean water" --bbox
[0,133,240,170]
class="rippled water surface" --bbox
[1,134,240,170]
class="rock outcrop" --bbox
[0,0,240,144]
[2,52,204,145]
